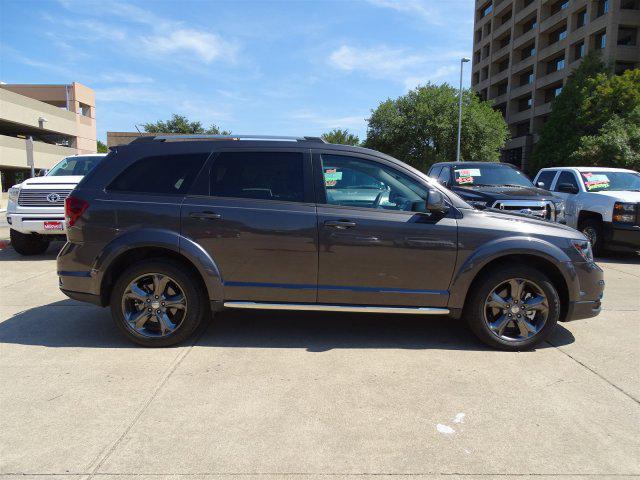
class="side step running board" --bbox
[223,302,449,315]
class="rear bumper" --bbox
[57,241,104,305]
[603,222,640,253]
[60,288,102,306]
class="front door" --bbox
[181,149,318,303]
[315,153,458,307]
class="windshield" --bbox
[47,155,103,177]
[579,171,640,192]
[453,165,533,188]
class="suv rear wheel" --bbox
[110,259,208,347]
[464,265,559,351]
[10,229,49,256]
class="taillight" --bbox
[65,195,89,227]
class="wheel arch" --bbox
[94,229,223,306]
[577,210,604,227]
[448,237,578,322]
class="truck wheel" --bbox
[464,265,560,351]
[110,259,208,347]
[580,219,603,256]
[9,229,50,255]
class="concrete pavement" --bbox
[0,243,638,479]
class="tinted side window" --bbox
[109,153,209,195]
[320,154,428,211]
[536,170,557,189]
[210,151,304,202]
[429,166,442,178]
[438,167,451,184]
[554,171,579,191]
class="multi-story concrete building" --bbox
[471,0,640,172]
[0,82,97,194]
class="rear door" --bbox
[181,148,318,303]
[314,151,458,307]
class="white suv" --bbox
[7,154,105,255]
[533,166,640,254]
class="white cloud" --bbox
[141,29,238,64]
[329,44,468,89]
[291,110,367,131]
[99,73,154,84]
[363,0,444,25]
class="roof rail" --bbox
[131,134,326,144]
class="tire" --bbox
[464,265,560,351]
[579,218,603,256]
[110,258,208,347]
[10,229,49,255]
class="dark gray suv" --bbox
[57,135,604,350]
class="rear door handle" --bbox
[324,219,357,229]
[190,211,222,220]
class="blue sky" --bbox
[0,0,474,142]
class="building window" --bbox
[518,95,533,111]
[618,26,638,46]
[621,0,640,9]
[519,69,534,85]
[615,62,638,74]
[499,33,511,48]
[483,44,491,59]
[498,57,510,72]
[521,42,536,59]
[481,1,493,18]
[549,25,568,44]
[545,85,563,103]
[573,40,586,60]
[522,17,538,33]
[473,71,480,85]
[474,50,481,63]
[596,0,609,17]
[496,81,508,96]
[548,56,565,73]
[523,0,535,7]
[481,66,489,80]
[576,9,588,28]
[594,30,606,50]
[515,122,530,137]
[550,0,569,16]
[501,9,513,24]
[475,29,483,42]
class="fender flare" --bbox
[448,236,579,309]
[93,228,223,303]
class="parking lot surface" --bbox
[0,241,638,479]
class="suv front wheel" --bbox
[110,259,208,347]
[464,265,560,351]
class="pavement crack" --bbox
[83,322,210,479]
[546,339,640,405]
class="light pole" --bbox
[456,57,471,162]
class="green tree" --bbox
[97,140,108,153]
[363,82,508,172]
[142,114,231,135]
[321,128,360,146]
[530,54,640,171]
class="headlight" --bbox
[613,202,636,224]
[572,240,594,262]
[468,200,488,209]
[8,186,21,203]
[553,200,565,221]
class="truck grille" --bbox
[18,189,72,207]
[492,200,554,220]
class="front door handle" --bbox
[190,211,222,220]
[324,219,357,229]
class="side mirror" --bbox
[557,183,579,194]
[38,169,49,177]
[426,189,450,215]
[536,181,545,188]
[439,179,449,188]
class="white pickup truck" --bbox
[533,166,640,254]
[6,154,105,255]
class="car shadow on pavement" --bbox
[0,300,576,352]
[0,242,65,262]
[596,252,640,265]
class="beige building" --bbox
[471,0,640,172]
[0,82,97,193]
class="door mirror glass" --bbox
[557,182,579,194]
[426,189,450,214]
[536,181,545,188]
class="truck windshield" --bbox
[453,165,532,188]
[579,171,640,192]
[47,156,103,176]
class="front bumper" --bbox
[562,261,605,322]
[603,222,640,253]
[7,213,66,235]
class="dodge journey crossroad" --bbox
[57,135,604,350]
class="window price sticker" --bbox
[324,168,343,187]
[582,173,610,190]
[455,168,481,184]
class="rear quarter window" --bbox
[108,153,209,195]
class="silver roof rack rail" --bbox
[144,134,326,143]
